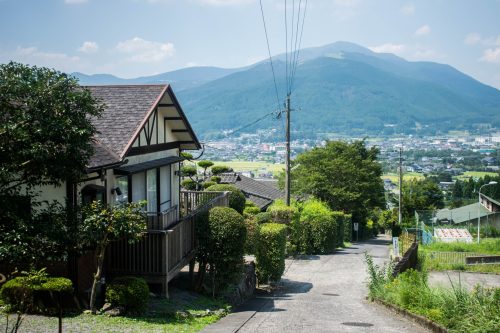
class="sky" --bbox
[1,0,499,89]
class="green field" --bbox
[382,172,424,184]
[213,160,285,175]
[455,171,499,181]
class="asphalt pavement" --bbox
[201,235,429,333]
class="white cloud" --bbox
[369,43,406,55]
[115,37,175,63]
[414,25,431,37]
[64,0,88,4]
[464,33,482,45]
[480,47,500,64]
[401,4,415,15]
[78,41,98,53]
[0,46,81,72]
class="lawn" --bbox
[455,171,499,181]
[213,160,284,175]
[382,172,425,184]
[421,238,500,273]
[0,289,229,333]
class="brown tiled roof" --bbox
[86,85,167,168]
[219,172,284,209]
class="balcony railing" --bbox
[105,190,230,297]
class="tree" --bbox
[400,179,444,219]
[0,62,103,267]
[197,160,214,177]
[0,62,102,193]
[211,165,232,175]
[80,201,146,314]
[288,140,385,224]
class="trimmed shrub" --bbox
[244,216,260,255]
[299,199,337,254]
[255,212,272,224]
[256,223,287,283]
[105,276,149,314]
[211,165,232,175]
[343,214,352,242]
[203,207,246,293]
[267,199,299,225]
[0,271,73,312]
[211,176,221,183]
[332,211,345,247]
[244,206,261,216]
[181,179,197,190]
[202,181,217,189]
[205,184,246,214]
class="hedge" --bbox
[266,200,299,225]
[244,216,260,255]
[105,276,149,314]
[0,276,73,312]
[256,223,287,283]
[205,184,246,214]
[255,211,272,224]
[205,206,247,293]
[299,199,337,254]
[343,214,353,242]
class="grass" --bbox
[365,254,500,333]
[0,289,229,333]
[421,238,500,273]
[455,171,499,181]
[422,238,500,255]
[382,172,424,184]
[213,160,285,175]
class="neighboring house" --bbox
[219,172,283,210]
[38,85,229,296]
[436,193,500,229]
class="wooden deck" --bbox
[106,191,229,296]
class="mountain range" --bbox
[73,42,500,139]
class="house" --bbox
[436,193,500,229]
[219,172,283,210]
[38,84,229,296]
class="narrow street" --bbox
[203,235,428,333]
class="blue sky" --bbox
[1,0,499,88]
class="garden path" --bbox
[202,235,429,333]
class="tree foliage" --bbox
[289,140,385,224]
[80,201,146,314]
[205,184,246,214]
[0,62,102,193]
[399,178,444,219]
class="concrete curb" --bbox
[371,298,448,333]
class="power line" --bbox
[290,0,308,93]
[285,0,289,94]
[259,0,282,111]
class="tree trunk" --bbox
[194,260,207,292]
[90,242,107,314]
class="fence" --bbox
[106,191,230,296]
[425,251,482,265]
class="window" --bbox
[115,176,129,203]
[132,172,146,202]
[160,165,171,212]
[147,169,157,213]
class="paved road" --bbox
[202,235,428,333]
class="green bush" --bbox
[181,179,197,190]
[256,223,287,283]
[255,212,272,224]
[205,184,246,214]
[211,165,232,175]
[211,176,222,183]
[205,207,247,293]
[298,199,337,254]
[343,214,352,242]
[244,206,261,216]
[244,216,260,255]
[105,276,149,314]
[266,199,299,225]
[202,181,217,189]
[332,211,347,247]
[0,269,73,312]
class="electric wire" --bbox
[285,0,289,94]
[259,0,282,111]
[290,0,308,93]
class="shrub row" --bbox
[105,276,149,314]
[256,223,287,283]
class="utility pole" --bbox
[398,146,403,225]
[285,94,291,206]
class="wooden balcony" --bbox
[105,191,229,296]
